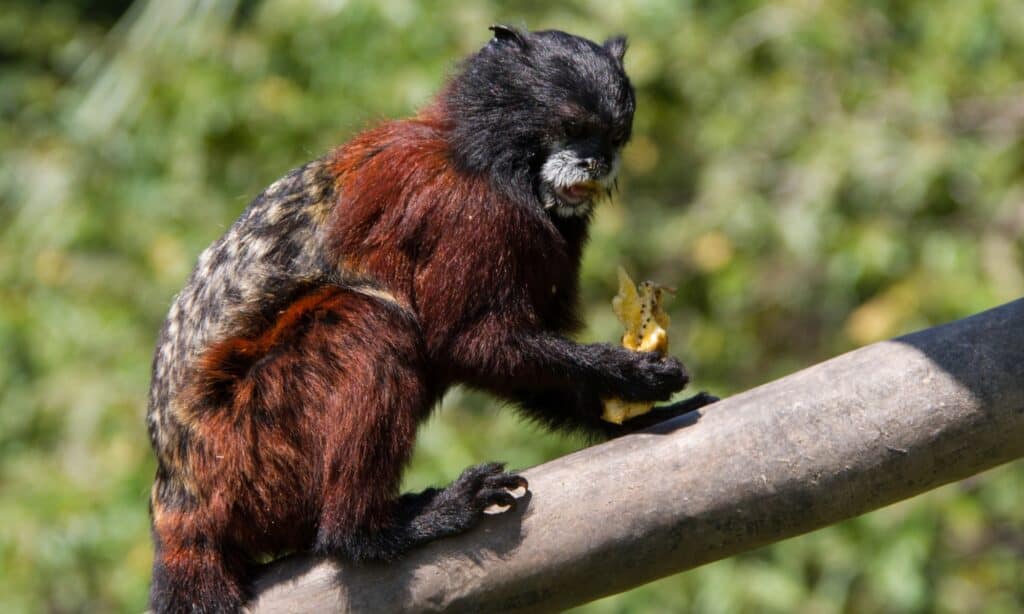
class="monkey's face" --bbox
[446,27,635,218]
[538,101,630,218]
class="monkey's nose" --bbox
[577,158,609,175]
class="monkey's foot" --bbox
[314,463,528,562]
[413,462,528,540]
[396,462,528,552]
[445,462,528,517]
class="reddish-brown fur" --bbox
[327,106,585,385]
[152,285,430,607]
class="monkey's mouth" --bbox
[556,181,602,205]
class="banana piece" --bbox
[601,267,674,424]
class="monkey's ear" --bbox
[604,35,628,66]
[489,24,527,48]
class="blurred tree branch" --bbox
[249,300,1024,613]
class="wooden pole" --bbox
[250,299,1024,613]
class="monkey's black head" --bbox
[443,26,635,218]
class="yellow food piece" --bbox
[602,267,674,424]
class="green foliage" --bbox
[2,0,1022,611]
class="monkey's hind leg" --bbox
[303,292,529,562]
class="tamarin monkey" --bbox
[146,25,714,612]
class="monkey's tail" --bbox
[149,524,248,614]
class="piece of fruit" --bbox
[602,267,675,424]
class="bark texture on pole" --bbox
[250,300,1024,613]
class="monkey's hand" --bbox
[589,345,689,403]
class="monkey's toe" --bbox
[480,488,517,514]
[484,472,528,496]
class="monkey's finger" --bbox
[456,462,507,489]
[483,473,529,496]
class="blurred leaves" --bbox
[1,0,1023,612]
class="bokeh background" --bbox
[2,0,1023,611]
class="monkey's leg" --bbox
[149,286,422,611]
[305,296,527,562]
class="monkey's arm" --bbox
[447,318,688,404]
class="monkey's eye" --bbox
[565,120,588,140]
